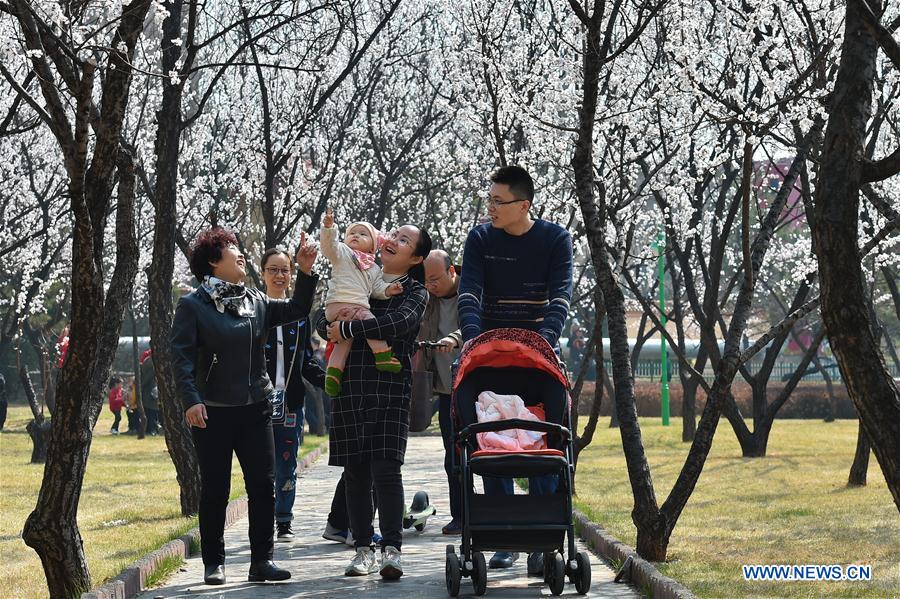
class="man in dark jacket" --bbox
[264,317,325,541]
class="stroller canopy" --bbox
[453,328,569,391]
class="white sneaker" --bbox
[379,546,403,579]
[345,546,378,576]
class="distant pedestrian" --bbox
[0,373,8,432]
[140,350,160,435]
[108,377,124,435]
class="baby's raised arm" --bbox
[319,207,340,262]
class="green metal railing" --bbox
[591,359,900,383]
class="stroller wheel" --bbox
[547,552,565,596]
[445,548,461,597]
[415,523,426,532]
[471,551,487,596]
[573,551,592,595]
[542,551,554,583]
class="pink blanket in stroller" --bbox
[475,391,547,452]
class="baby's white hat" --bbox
[346,221,380,253]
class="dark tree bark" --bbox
[14,1,148,593]
[18,361,50,463]
[573,289,606,470]
[568,0,665,559]
[148,0,202,516]
[848,421,870,486]
[812,0,900,512]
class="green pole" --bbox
[657,231,670,426]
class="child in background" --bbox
[125,376,140,434]
[319,206,403,396]
[108,377,124,435]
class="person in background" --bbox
[0,373,8,432]
[108,377,125,435]
[260,247,326,542]
[140,350,160,435]
[567,322,586,374]
[124,376,140,434]
[417,249,463,534]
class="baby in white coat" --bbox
[320,206,403,396]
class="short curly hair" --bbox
[189,227,239,281]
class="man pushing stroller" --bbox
[457,165,573,573]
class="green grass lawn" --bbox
[574,419,899,598]
[0,405,327,598]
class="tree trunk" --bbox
[573,288,607,473]
[812,0,900,512]
[146,0,201,516]
[848,421,870,486]
[681,375,699,441]
[22,147,141,596]
[569,4,664,558]
[18,362,51,463]
[13,0,149,591]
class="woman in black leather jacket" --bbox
[259,247,326,542]
[171,228,318,585]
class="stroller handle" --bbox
[456,418,571,441]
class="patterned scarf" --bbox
[352,250,377,271]
[202,276,254,317]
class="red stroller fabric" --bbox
[453,328,568,392]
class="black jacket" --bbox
[170,271,318,411]
[264,317,325,410]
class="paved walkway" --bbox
[139,436,641,598]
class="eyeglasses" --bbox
[264,267,291,276]
[487,198,526,208]
[387,232,413,246]
[425,269,451,287]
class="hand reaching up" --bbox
[324,206,334,228]
[295,231,318,275]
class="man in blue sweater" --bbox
[458,165,573,572]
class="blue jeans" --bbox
[483,474,558,496]
[274,407,304,523]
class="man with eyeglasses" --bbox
[417,249,463,534]
[458,165,573,573]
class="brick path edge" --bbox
[81,443,328,599]
[573,510,697,599]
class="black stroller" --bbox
[445,328,591,596]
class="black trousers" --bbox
[145,408,160,434]
[327,473,378,530]
[111,409,121,431]
[191,401,275,565]
[344,458,403,550]
[438,393,461,520]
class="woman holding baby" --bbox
[316,207,432,580]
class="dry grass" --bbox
[0,405,326,599]
[574,418,900,598]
